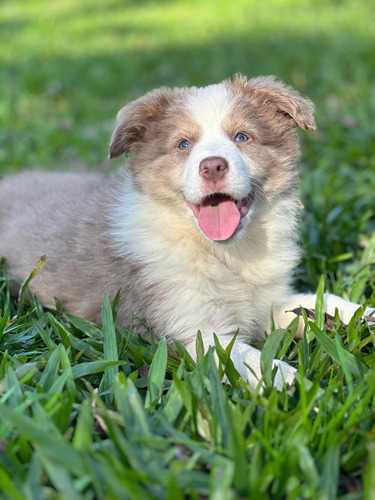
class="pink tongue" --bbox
[198,195,241,241]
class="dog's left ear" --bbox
[233,75,317,131]
[108,87,176,159]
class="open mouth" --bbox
[188,192,254,241]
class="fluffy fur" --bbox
[0,75,371,388]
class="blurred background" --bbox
[0,0,374,297]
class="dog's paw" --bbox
[230,343,296,391]
[271,358,297,390]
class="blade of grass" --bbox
[318,443,340,500]
[213,333,240,388]
[18,255,46,307]
[100,293,119,405]
[145,337,167,410]
[315,275,325,331]
[5,364,23,408]
[310,322,367,377]
[72,400,94,451]
[71,360,125,379]
[335,334,353,393]
[195,331,204,364]
[260,329,286,387]
[39,343,63,392]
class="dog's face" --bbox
[109,75,316,242]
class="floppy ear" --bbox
[108,87,176,159]
[234,75,316,131]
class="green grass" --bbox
[0,261,375,499]
[1,0,375,498]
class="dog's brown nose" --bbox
[199,156,228,181]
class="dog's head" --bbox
[108,75,316,242]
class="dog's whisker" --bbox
[251,180,273,208]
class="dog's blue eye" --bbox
[179,140,192,150]
[234,133,248,143]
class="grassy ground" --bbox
[0,0,375,498]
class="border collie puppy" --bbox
[0,76,371,388]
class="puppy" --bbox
[0,75,371,389]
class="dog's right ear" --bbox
[108,88,176,159]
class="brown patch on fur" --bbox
[124,99,202,206]
[110,76,315,207]
[227,74,316,131]
[222,77,312,198]
[108,87,182,159]
[108,87,203,211]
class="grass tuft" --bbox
[0,265,374,497]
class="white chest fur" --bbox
[109,182,299,345]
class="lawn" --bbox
[0,0,375,498]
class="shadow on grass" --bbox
[1,17,374,167]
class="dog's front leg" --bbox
[226,341,296,390]
[273,293,374,337]
[186,337,296,390]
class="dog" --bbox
[0,75,372,389]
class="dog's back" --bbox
[0,172,126,322]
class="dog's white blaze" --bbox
[187,84,232,130]
[183,85,253,204]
